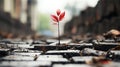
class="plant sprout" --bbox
[51,9,65,45]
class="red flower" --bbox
[51,15,59,22]
[59,11,65,21]
[56,9,61,16]
[51,9,65,22]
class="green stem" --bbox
[58,21,60,45]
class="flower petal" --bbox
[56,9,61,16]
[59,11,65,21]
[51,15,59,22]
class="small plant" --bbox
[51,9,65,45]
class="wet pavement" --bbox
[0,38,120,67]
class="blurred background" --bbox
[0,0,120,39]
